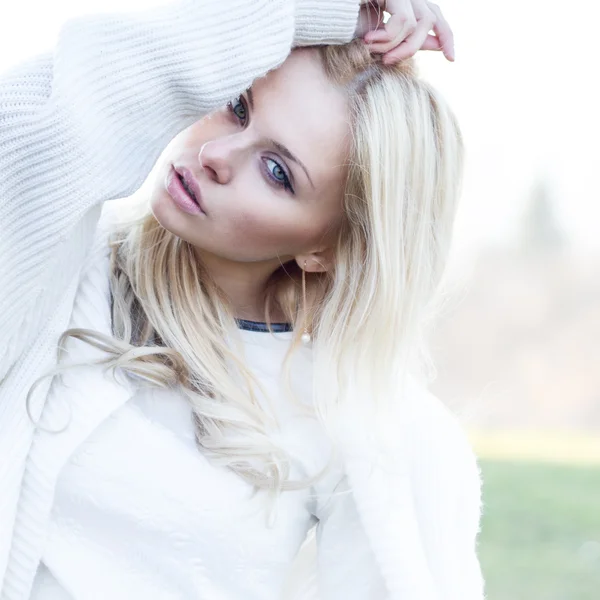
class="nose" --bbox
[198,135,247,185]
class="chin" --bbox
[149,191,183,237]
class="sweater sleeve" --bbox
[0,0,360,382]
[449,441,486,599]
[408,393,487,600]
[441,434,486,599]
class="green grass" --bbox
[479,460,600,600]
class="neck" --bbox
[194,248,290,323]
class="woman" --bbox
[0,0,483,598]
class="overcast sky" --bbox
[2,0,598,273]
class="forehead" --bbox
[251,49,350,189]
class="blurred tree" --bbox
[518,175,566,253]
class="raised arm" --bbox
[0,0,361,381]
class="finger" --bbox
[388,4,418,45]
[428,3,455,61]
[364,28,390,43]
[366,39,441,59]
[382,14,434,62]
[421,34,442,51]
[370,34,440,55]
[368,2,418,54]
[364,26,442,56]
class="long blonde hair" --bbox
[31,41,464,504]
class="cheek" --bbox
[218,173,345,258]
[226,199,320,254]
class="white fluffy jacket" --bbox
[0,1,485,598]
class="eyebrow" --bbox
[247,88,315,190]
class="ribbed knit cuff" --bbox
[294,0,361,46]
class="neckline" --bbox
[235,318,293,333]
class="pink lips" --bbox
[166,165,206,216]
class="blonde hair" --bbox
[29,41,464,512]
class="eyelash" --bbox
[226,95,294,194]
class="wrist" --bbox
[355,1,386,39]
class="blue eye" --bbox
[264,158,293,193]
[266,159,285,182]
[227,96,247,123]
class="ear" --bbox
[294,247,335,273]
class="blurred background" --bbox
[418,4,600,599]
[2,1,598,598]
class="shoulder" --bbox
[400,379,483,517]
[402,376,476,458]
[329,374,479,481]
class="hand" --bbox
[354,2,386,39]
[358,0,455,64]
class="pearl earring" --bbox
[301,261,311,345]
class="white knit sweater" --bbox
[0,1,485,599]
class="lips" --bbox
[174,166,206,213]
[178,173,197,202]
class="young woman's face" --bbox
[149,48,350,268]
